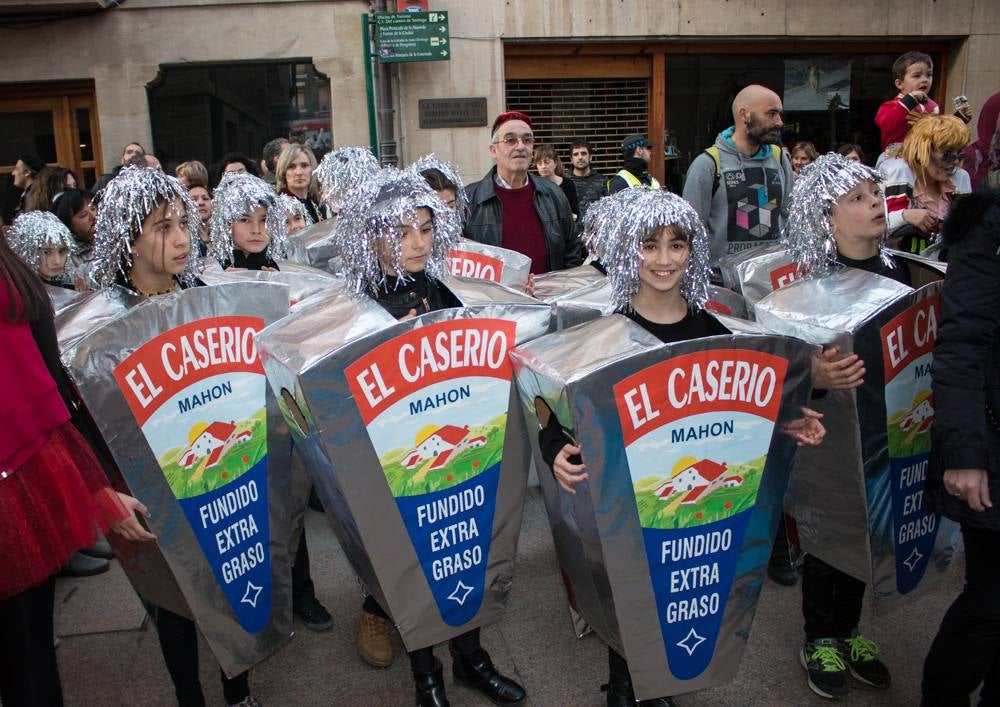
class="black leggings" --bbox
[291,529,315,606]
[921,525,1000,706]
[362,594,482,673]
[0,576,62,707]
[801,554,866,641]
[149,604,250,707]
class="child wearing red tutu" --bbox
[0,233,150,706]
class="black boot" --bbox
[413,658,449,707]
[603,682,678,707]
[450,647,526,705]
[603,677,637,707]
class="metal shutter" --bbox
[505,78,649,176]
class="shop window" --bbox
[666,52,942,173]
[148,61,331,180]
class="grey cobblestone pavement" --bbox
[53,487,964,707]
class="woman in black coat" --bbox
[921,190,1000,706]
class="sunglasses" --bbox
[932,151,963,167]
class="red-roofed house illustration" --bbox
[402,424,488,471]
[180,421,253,470]
[900,390,934,435]
[654,459,743,504]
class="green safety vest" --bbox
[613,169,661,190]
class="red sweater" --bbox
[495,180,549,274]
[0,282,69,470]
[876,94,941,150]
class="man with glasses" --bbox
[464,111,580,274]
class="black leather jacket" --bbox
[463,167,581,271]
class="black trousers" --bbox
[0,576,62,707]
[362,594,482,673]
[769,515,793,569]
[801,554,866,641]
[149,604,249,707]
[291,528,316,607]
[608,646,629,684]
[922,525,1000,706]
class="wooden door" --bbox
[0,81,103,193]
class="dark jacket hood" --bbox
[942,190,1000,245]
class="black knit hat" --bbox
[621,134,654,156]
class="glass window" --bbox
[0,110,57,165]
[666,51,941,177]
[148,61,332,179]
[76,108,94,162]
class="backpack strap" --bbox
[705,146,722,196]
[771,144,788,194]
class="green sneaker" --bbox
[841,631,891,689]
[800,638,849,700]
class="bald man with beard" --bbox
[682,84,794,277]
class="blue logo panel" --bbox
[889,453,939,594]
[642,509,752,680]
[394,463,500,626]
[178,458,272,632]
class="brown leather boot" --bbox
[357,608,395,668]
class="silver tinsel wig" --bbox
[408,154,468,220]
[335,166,460,294]
[91,165,202,289]
[782,152,889,275]
[314,146,380,211]
[209,171,288,264]
[7,210,76,282]
[582,188,712,312]
[277,193,315,229]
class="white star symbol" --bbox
[903,547,924,572]
[676,627,706,656]
[447,580,474,606]
[241,581,263,608]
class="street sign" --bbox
[374,11,450,64]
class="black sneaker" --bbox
[294,596,334,632]
[840,631,891,689]
[800,638,848,700]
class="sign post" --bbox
[374,11,450,63]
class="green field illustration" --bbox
[379,412,507,498]
[886,390,933,458]
[632,455,766,530]
[156,408,268,500]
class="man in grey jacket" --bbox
[464,111,580,273]
[682,85,793,276]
